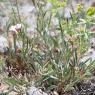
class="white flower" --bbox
[15,23,22,30]
[64,7,71,19]
[9,23,22,35]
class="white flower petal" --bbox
[15,23,22,30]
[64,7,71,19]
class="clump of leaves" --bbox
[2,0,95,94]
[87,7,95,16]
[34,1,95,94]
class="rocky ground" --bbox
[0,0,95,95]
[0,0,36,35]
[0,0,95,34]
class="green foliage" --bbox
[47,0,67,16]
[33,1,95,92]
[87,7,95,16]
[2,0,95,94]
[48,0,66,7]
[77,4,83,12]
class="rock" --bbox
[0,34,23,54]
[26,86,48,95]
[8,91,18,95]
[80,37,95,65]
[0,36,9,53]
[80,48,95,66]
[0,82,9,93]
[53,91,59,95]
[50,91,59,95]
[90,38,95,48]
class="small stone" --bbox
[53,91,59,95]
[26,86,48,95]
[0,36,9,53]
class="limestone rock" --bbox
[0,36,9,53]
[26,86,48,95]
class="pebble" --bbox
[0,36,9,53]
[26,86,48,95]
